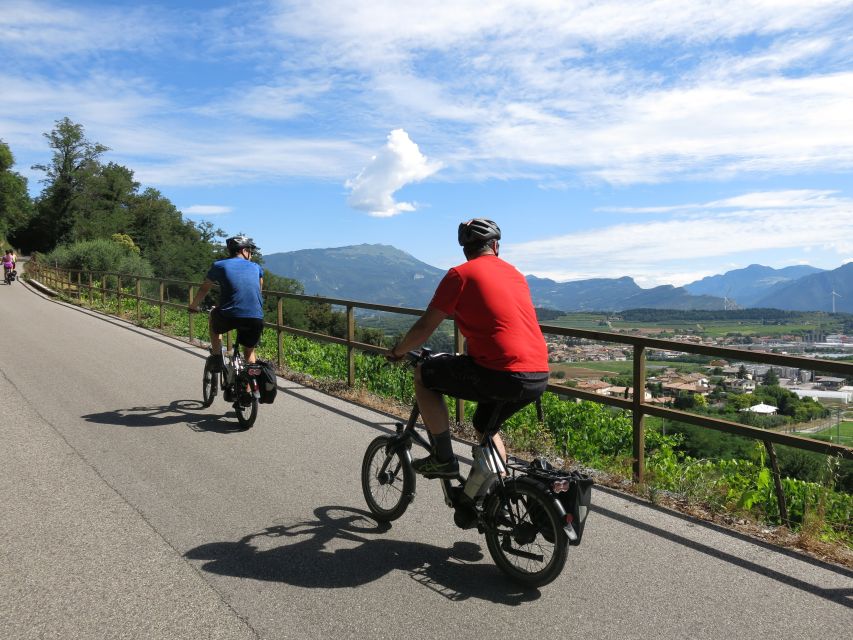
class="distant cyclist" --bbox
[189,235,264,369]
[3,250,15,282]
[388,218,549,477]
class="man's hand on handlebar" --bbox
[386,344,405,363]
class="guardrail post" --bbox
[346,305,355,387]
[764,441,790,527]
[454,322,464,425]
[632,344,646,483]
[159,281,165,330]
[277,296,284,369]
[188,285,195,344]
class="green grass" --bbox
[807,421,853,445]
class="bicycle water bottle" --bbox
[463,445,500,500]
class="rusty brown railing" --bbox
[26,262,853,520]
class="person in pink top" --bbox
[3,250,15,282]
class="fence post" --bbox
[632,343,646,483]
[76,271,81,301]
[188,285,195,344]
[454,322,465,425]
[88,272,93,304]
[764,440,790,527]
[101,273,106,305]
[347,305,355,387]
[136,278,141,324]
[277,296,284,369]
[117,275,122,316]
[159,281,165,330]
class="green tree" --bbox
[21,118,109,252]
[129,188,216,282]
[764,368,779,386]
[73,162,138,240]
[0,140,34,244]
[44,237,153,276]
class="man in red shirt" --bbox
[388,219,549,477]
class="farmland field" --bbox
[549,359,706,378]
[542,311,846,338]
[806,421,853,446]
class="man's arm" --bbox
[189,279,214,311]
[388,306,449,360]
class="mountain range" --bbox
[263,244,853,314]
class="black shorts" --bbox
[210,308,264,348]
[420,354,548,434]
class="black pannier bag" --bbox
[247,360,278,404]
[562,471,594,546]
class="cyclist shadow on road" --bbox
[184,505,541,605]
[82,399,248,434]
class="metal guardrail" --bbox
[27,262,853,522]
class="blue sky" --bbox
[2,0,853,287]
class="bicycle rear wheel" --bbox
[361,436,415,521]
[202,358,218,407]
[234,392,258,430]
[484,480,568,587]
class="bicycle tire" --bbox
[234,394,258,430]
[361,436,415,522]
[202,358,218,407]
[484,479,568,588]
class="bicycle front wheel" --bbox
[361,436,415,521]
[202,359,218,407]
[484,480,568,588]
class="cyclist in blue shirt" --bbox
[189,235,264,369]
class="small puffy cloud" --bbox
[346,129,441,217]
[183,205,232,215]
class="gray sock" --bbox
[433,430,454,462]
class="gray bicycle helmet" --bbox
[226,235,258,255]
[458,218,501,247]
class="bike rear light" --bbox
[552,479,570,493]
[565,513,574,524]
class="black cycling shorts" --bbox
[210,308,264,348]
[419,354,548,434]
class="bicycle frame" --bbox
[388,399,522,531]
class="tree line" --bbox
[0,118,383,344]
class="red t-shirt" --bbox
[429,255,548,372]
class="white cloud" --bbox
[182,205,232,215]
[0,0,176,58]
[600,190,845,213]
[346,129,442,217]
[502,190,853,285]
[3,0,853,192]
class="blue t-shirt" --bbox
[206,257,264,318]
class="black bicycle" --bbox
[361,350,593,587]
[4,268,16,284]
[201,341,261,430]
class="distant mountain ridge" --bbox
[263,244,445,307]
[262,244,852,313]
[683,263,824,306]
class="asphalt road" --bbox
[1,278,851,640]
